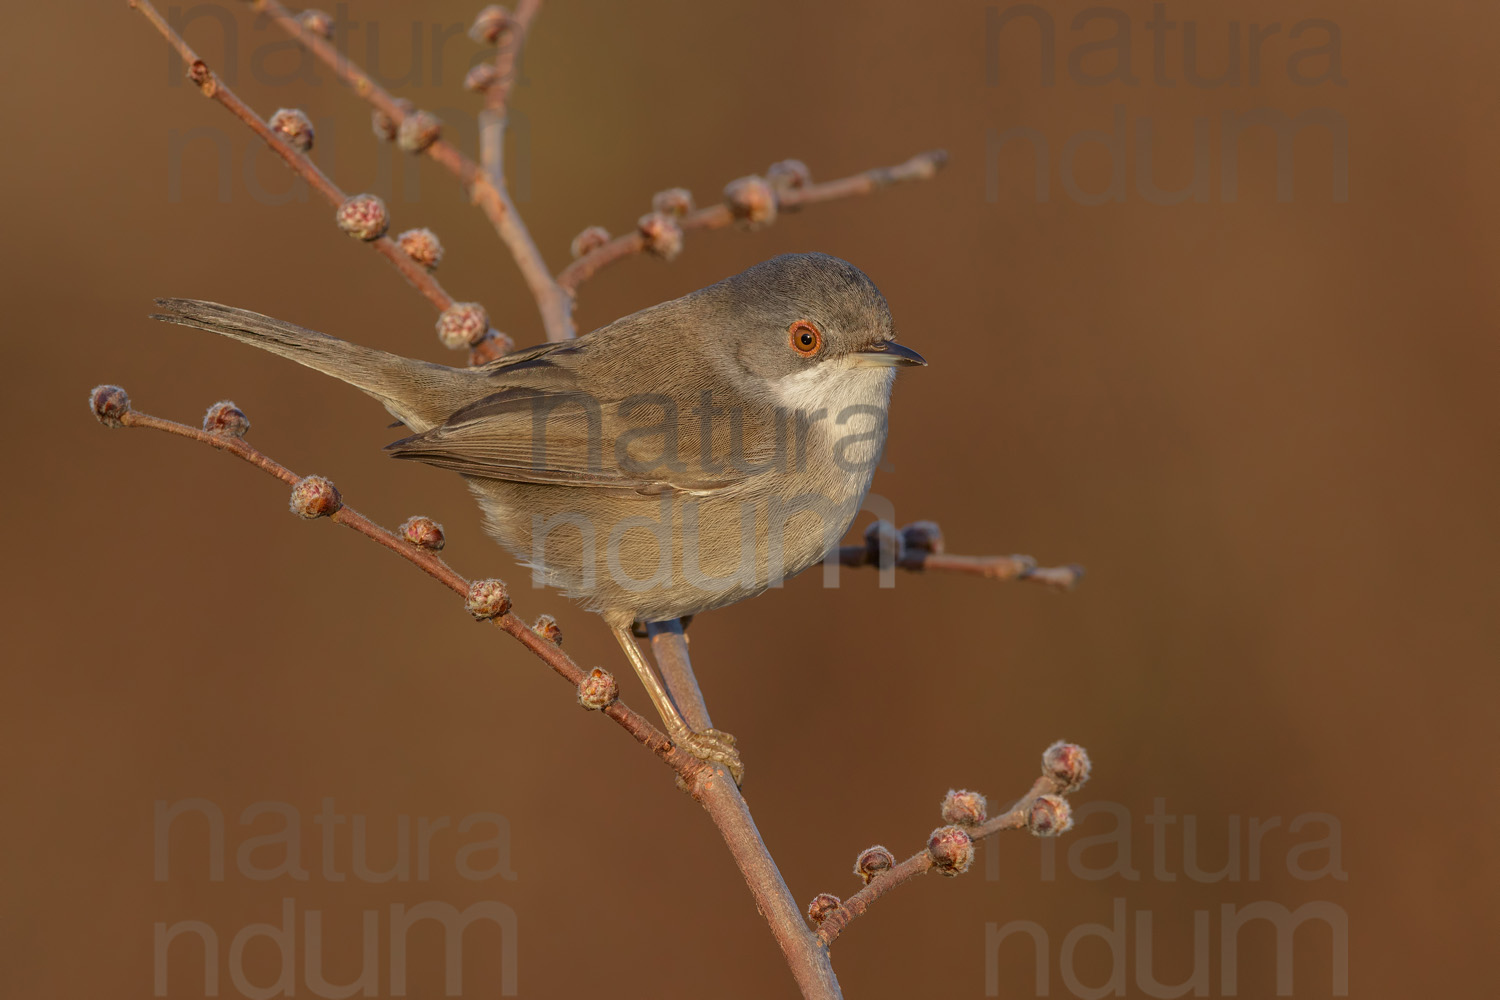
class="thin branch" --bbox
[99,392,841,997]
[129,0,457,313]
[838,519,1084,592]
[479,0,541,188]
[837,547,1085,591]
[816,776,1061,947]
[106,399,709,781]
[648,625,842,999]
[557,150,949,293]
[251,0,575,342]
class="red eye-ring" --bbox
[789,320,822,356]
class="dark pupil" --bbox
[800,332,814,347]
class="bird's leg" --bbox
[612,626,743,784]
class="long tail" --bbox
[151,298,480,432]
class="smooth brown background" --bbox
[3,1,1494,997]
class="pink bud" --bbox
[941,789,987,826]
[853,845,895,884]
[335,194,388,241]
[577,667,618,710]
[1027,794,1073,837]
[806,893,841,926]
[289,476,341,519]
[1042,741,1092,793]
[436,302,490,350]
[927,825,974,877]
[399,516,445,551]
[465,578,511,620]
[202,400,250,437]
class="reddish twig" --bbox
[478,0,541,188]
[840,520,1084,592]
[251,0,574,343]
[93,388,842,996]
[101,394,709,781]
[128,0,459,316]
[557,150,949,293]
[815,776,1065,947]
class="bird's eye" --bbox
[789,320,823,356]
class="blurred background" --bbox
[3,1,1495,996]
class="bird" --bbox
[152,252,925,777]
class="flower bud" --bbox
[927,825,974,877]
[862,519,903,567]
[371,98,414,142]
[464,63,500,93]
[651,187,695,218]
[637,212,683,260]
[767,158,812,191]
[806,893,841,926]
[532,614,563,645]
[335,194,388,241]
[1027,794,1073,837]
[941,789,987,826]
[465,578,511,620]
[395,228,444,269]
[268,108,314,152]
[202,400,250,437]
[436,302,490,350]
[89,385,131,428]
[399,516,445,551]
[569,226,611,259]
[297,8,334,39]
[469,5,512,44]
[396,110,442,154]
[577,666,618,710]
[289,475,341,518]
[723,175,777,229]
[853,845,895,884]
[1042,741,1092,793]
[900,520,944,555]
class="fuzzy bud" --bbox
[577,666,618,710]
[464,63,500,93]
[436,302,490,350]
[723,175,778,229]
[637,212,684,260]
[532,614,563,645]
[89,386,132,428]
[371,98,414,142]
[651,187,695,218]
[941,789,988,826]
[297,8,334,39]
[1042,741,1092,793]
[396,110,442,154]
[767,158,812,191]
[268,108,315,152]
[1027,794,1073,837]
[901,520,944,555]
[202,400,250,437]
[89,385,131,428]
[469,5,512,44]
[465,578,511,620]
[863,519,904,567]
[335,194,388,241]
[853,845,895,884]
[399,515,445,551]
[289,476,341,518]
[395,227,444,269]
[569,226,611,259]
[806,893,841,926]
[927,825,974,877]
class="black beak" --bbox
[854,340,927,368]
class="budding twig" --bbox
[249,0,574,343]
[816,774,1068,947]
[91,386,710,782]
[840,520,1085,592]
[477,0,541,188]
[91,385,842,997]
[557,150,950,293]
[127,0,461,316]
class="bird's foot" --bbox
[671,725,743,786]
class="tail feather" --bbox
[151,298,479,432]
